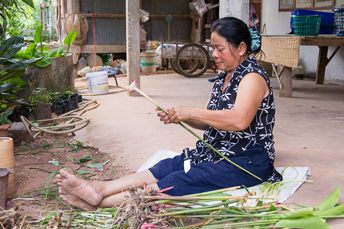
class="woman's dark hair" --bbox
[211,17,261,55]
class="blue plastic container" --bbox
[291,9,335,34]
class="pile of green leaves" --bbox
[15,24,77,68]
[37,187,344,229]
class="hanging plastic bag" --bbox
[189,0,208,17]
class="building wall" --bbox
[261,0,344,81]
[141,0,192,42]
[78,0,193,45]
[80,0,126,45]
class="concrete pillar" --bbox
[219,0,250,25]
[126,0,140,96]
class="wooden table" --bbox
[261,35,344,97]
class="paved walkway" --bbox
[75,73,344,227]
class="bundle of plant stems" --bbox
[38,186,344,228]
[148,186,344,228]
[40,208,118,229]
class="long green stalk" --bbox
[157,206,225,217]
[175,211,279,219]
[201,219,278,228]
[144,195,253,201]
[165,200,242,214]
[188,186,240,197]
[156,186,240,204]
[129,83,262,181]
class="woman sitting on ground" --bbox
[55,16,282,210]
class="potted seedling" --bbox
[29,87,52,120]
[49,91,65,115]
[62,90,79,112]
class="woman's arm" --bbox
[165,73,269,132]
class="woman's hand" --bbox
[156,106,192,124]
[156,107,174,124]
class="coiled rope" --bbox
[65,13,89,46]
[21,99,99,139]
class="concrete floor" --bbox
[75,73,344,226]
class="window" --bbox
[279,0,336,11]
[279,0,295,11]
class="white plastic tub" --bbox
[86,71,109,94]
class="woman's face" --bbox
[210,31,245,72]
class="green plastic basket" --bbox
[292,15,321,36]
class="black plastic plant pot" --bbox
[77,94,82,103]
[63,100,72,112]
[69,95,79,111]
[69,93,82,103]
[51,103,56,113]
[51,101,65,115]
[9,105,31,122]
[70,98,79,111]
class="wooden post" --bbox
[316,46,328,85]
[66,0,79,14]
[278,67,293,98]
[68,0,80,68]
[219,0,249,24]
[126,0,140,96]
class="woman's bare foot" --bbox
[56,170,102,206]
[59,187,96,211]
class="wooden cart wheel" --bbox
[171,58,200,75]
[175,43,210,78]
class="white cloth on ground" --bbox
[137,149,310,204]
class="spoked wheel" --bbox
[170,59,182,75]
[175,43,210,78]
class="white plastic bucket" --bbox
[86,71,109,94]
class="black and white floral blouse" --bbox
[187,56,282,182]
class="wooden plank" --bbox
[81,13,125,19]
[149,15,190,19]
[301,35,344,46]
[126,0,140,96]
[73,45,126,53]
